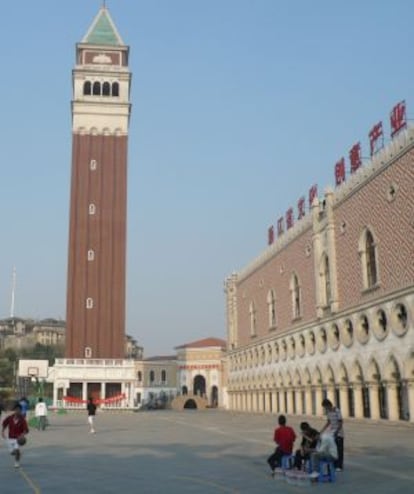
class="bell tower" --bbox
[65,6,132,358]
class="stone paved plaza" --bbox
[1,409,413,493]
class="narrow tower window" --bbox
[320,254,331,307]
[89,203,96,215]
[359,228,378,289]
[84,347,92,358]
[249,301,257,336]
[290,273,301,319]
[112,82,119,97]
[267,289,276,328]
[86,298,93,309]
[90,159,97,170]
[87,249,95,261]
[366,231,377,287]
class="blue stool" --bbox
[318,460,336,482]
[281,454,295,470]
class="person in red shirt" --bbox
[267,415,296,475]
[2,402,29,468]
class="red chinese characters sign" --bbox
[268,226,274,245]
[390,100,406,137]
[335,157,346,186]
[349,142,362,173]
[308,184,318,208]
[297,196,305,219]
[369,121,383,156]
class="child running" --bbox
[2,403,29,468]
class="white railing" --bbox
[55,359,132,367]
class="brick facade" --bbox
[225,125,414,423]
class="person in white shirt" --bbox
[320,398,344,471]
[309,432,338,479]
[35,398,48,431]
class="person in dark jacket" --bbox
[294,421,319,470]
[87,397,97,434]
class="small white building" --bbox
[175,337,227,408]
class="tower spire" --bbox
[10,266,16,318]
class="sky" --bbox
[0,0,413,356]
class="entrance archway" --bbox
[184,399,197,409]
[193,375,206,397]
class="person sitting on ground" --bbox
[267,414,296,475]
[294,421,319,470]
[309,432,338,480]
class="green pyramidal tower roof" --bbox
[82,7,125,46]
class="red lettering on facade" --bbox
[349,142,362,174]
[390,100,406,137]
[268,226,274,245]
[309,184,318,209]
[369,121,383,156]
[335,157,346,186]
[297,196,306,219]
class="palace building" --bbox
[225,110,414,423]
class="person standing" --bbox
[267,415,296,474]
[19,397,29,418]
[35,397,48,431]
[87,397,97,434]
[320,398,344,471]
[2,403,29,468]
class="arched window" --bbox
[87,249,95,261]
[161,370,166,382]
[149,370,155,383]
[102,81,110,96]
[90,159,97,170]
[112,82,119,97]
[359,228,378,289]
[267,289,276,328]
[290,273,301,319]
[86,297,93,309]
[89,203,96,215]
[320,254,331,307]
[83,81,92,95]
[84,347,92,358]
[249,301,257,336]
[93,81,101,95]
[366,230,377,287]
